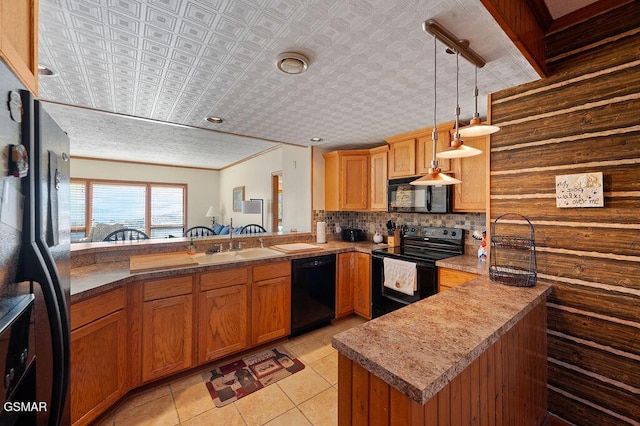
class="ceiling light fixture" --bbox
[458,64,500,137]
[310,137,323,143]
[276,52,309,75]
[436,50,483,159]
[205,116,223,124]
[411,35,461,186]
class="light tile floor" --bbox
[93,315,367,426]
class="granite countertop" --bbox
[436,254,489,275]
[70,240,380,303]
[332,276,552,404]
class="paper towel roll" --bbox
[316,221,327,243]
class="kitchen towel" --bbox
[383,257,417,296]
[316,221,327,243]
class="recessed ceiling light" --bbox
[276,52,309,75]
[38,65,57,76]
[310,137,323,143]
[205,116,223,124]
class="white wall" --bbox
[311,146,330,211]
[218,145,312,232]
[218,148,282,231]
[282,145,312,232]
[71,158,220,228]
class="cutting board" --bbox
[130,252,198,273]
[270,243,325,254]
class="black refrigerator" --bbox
[0,60,71,425]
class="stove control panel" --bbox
[403,226,463,241]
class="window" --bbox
[71,179,186,242]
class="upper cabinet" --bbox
[0,0,39,94]
[385,121,454,178]
[324,150,370,211]
[369,145,388,211]
[451,134,488,212]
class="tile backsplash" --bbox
[313,210,486,255]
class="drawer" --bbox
[252,261,291,282]
[143,275,193,301]
[200,267,249,291]
[71,287,126,331]
[438,268,479,288]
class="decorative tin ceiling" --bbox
[38,0,544,169]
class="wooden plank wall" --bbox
[489,4,640,425]
[337,303,547,425]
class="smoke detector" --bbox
[276,52,309,75]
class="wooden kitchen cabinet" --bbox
[438,267,479,293]
[251,261,291,345]
[385,121,454,178]
[198,268,250,363]
[70,288,127,426]
[352,253,371,319]
[0,0,39,94]
[451,134,488,212]
[369,145,388,211]
[141,275,194,382]
[336,252,354,318]
[336,252,371,319]
[324,150,369,211]
[387,138,416,178]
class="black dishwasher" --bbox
[291,254,336,336]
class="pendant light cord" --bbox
[431,34,439,170]
[454,51,460,141]
[474,64,479,118]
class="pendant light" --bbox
[411,35,461,186]
[436,50,483,159]
[458,64,500,137]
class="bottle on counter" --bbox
[188,237,196,254]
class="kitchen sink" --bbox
[193,252,241,264]
[235,247,285,259]
[193,247,284,264]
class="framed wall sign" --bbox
[233,186,245,212]
[555,172,604,208]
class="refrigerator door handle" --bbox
[19,243,69,426]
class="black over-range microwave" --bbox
[387,176,452,213]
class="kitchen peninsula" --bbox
[332,277,552,425]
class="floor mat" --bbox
[202,346,305,407]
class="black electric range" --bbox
[371,226,464,318]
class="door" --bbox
[71,310,126,424]
[142,295,193,382]
[198,285,249,363]
[336,252,354,317]
[353,253,371,319]
[251,276,291,345]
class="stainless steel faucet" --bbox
[259,238,264,248]
[228,218,234,250]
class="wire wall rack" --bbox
[489,213,537,287]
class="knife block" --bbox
[387,229,401,247]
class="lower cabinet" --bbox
[438,267,479,293]
[251,261,291,346]
[336,252,371,319]
[141,275,194,382]
[352,253,371,319]
[336,253,354,317]
[70,288,127,426]
[198,267,250,363]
